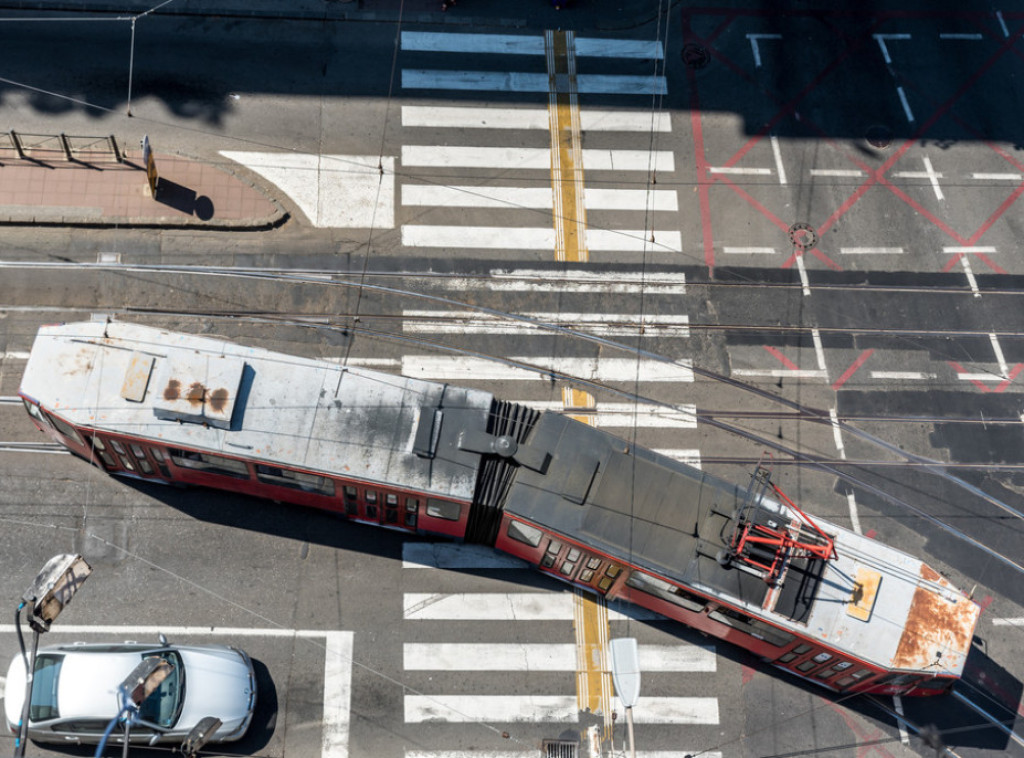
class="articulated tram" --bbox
[18,321,981,696]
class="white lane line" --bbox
[578,110,672,132]
[896,86,915,123]
[574,38,665,59]
[0,624,338,637]
[405,186,677,211]
[997,11,1010,38]
[940,33,983,40]
[795,253,811,296]
[402,70,666,95]
[652,449,702,467]
[403,105,549,130]
[403,542,529,569]
[873,33,911,65]
[429,269,686,294]
[220,152,395,229]
[403,593,662,621]
[527,401,697,428]
[407,753,719,758]
[403,643,715,671]
[993,618,1024,626]
[402,310,690,337]
[732,369,828,378]
[406,695,578,723]
[944,245,997,253]
[840,247,903,255]
[829,407,846,460]
[847,492,862,535]
[870,371,936,380]
[402,146,674,171]
[723,246,776,254]
[402,226,682,253]
[990,333,1010,378]
[401,356,694,383]
[770,134,787,184]
[323,632,353,758]
[402,31,544,54]
[746,33,781,68]
[810,169,864,177]
[959,255,982,297]
[893,694,911,746]
[973,173,1023,181]
[402,185,552,209]
[709,166,772,175]
[1,351,29,360]
[404,696,718,724]
[812,327,826,371]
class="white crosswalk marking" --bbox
[404,593,662,621]
[402,310,689,337]
[402,106,672,132]
[408,753,720,758]
[402,185,678,211]
[428,269,686,294]
[404,643,717,672]
[400,356,693,383]
[402,145,674,171]
[404,695,718,724]
[402,226,682,253]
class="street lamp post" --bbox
[13,554,92,757]
[95,656,175,758]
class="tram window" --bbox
[147,447,170,477]
[811,652,833,664]
[560,561,576,576]
[385,507,398,524]
[546,541,562,555]
[344,485,358,500]
[580,569,595,582]
[425,499,461,521]
[777,643,813,663]
[405,497,419,512]
[150,447,166,462]
[118,456,135,471]
[386,493,398,506]
[256,464,335,495]
[128,445,154,475]
[597,576,614,591]
[709,607,796,647]
[44,411,84,445]
[567,548,580,562]
[405,511,417,527]
[23,400,47,424]
[835,669,874,688]
[168,448,250,479]
[541,540,562,568]
[627,571,707,613]
[366,505,378,520]
[605,565,621,578]
[365,490,378,504]
[586,557,601,570]
[796,653,830,672]
[816,661,853,679]
[875,673,920,688]
[110,439,127,455]
[507,520,544,548]
[83,435,116,468]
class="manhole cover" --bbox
[866,125,893,149]
[788,222,817,249]
[682,43,710,69]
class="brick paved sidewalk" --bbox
[0,152,286,228]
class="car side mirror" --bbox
[158,632,168,646]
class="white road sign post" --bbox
[610,637,640,758]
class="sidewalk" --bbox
[0,152,287,229]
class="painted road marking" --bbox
[220,152,394,229]
[873,33,911,66]
[403,643,716,672]
[574,589,612,727]
[0,625,352,758]
[429,269,686,293]
[940,33,983,40]
[841,247,904,255]
[747,33,781,68]
[871,371,936,380]
[402,105,672,132]
[896,86,915,122]
[733,368,828,379]
[989,333,1011,378]
[709,166,772,175]
[998,11,1010,37]
[401,310,690,337]
[654,449,702,467]
[973,172,1023,181]
[723,246,775,254]
[401,186,678,212]
[401,226,682,253]
[403,542,529,569]
[400,356,693,383]
[402,145,674,171]
[402,32,663,60]
[402,70,666,95]
[547,29,588,262]
[770,134,787,184]
[403,593,662,621]
[404,695,718,724]
[894,156,943,200]
[407,752,721,758]
[526,401,697,428]
[810,169,864,177]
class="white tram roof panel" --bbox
[504,412,980,676]
[21,321,493,502]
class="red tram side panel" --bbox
[19,322,981,696]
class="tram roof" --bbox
[20,321,492,502]
[504,412,980,676]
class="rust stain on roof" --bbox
[163,379,181,401]
[208,388,230,413]
[186,382,205,406]
[892,564,980,671]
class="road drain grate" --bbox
[542,739,579,758]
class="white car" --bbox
[4,638,256,747]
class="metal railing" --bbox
[1,130,122,164]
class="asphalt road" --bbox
[1,3,1024,758]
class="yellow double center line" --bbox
[564,388,613,735]
[547,30,588,263]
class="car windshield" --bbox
[136,651,184,729]
[30,654,63,721]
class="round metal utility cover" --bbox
[866,125,893,149]
[788,222,817,249]
[682,43,710,69]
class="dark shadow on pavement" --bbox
[155,178,215,220]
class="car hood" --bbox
[174,648,254,739]
[4,654,27,730]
